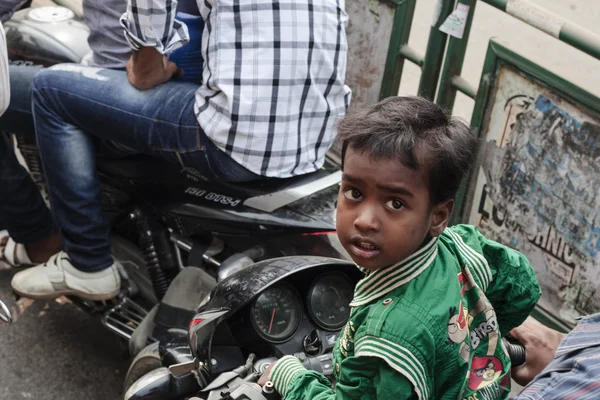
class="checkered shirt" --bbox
[121,0,352,177]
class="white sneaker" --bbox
[11,251,121,301]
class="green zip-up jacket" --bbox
[270,225,541,400]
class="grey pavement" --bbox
[1,1,129,396]
[0,264,128,399]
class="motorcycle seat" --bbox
[96,154,341,202]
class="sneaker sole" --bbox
[13,287,121,302]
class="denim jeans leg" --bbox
[179,129,260,182]
[0,63,56,243]
[32,66,201,272]
[0,63,44,138]
[0,132,57,243]
[32,65,263,272]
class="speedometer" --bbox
[251,283,302,343]
[307,273,354,330]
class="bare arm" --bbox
[120,0,188,90]
[125,47,181,90]
[509,318,566,386]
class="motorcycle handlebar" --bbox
[297,338,526,372]
[502,337,526,367]
[211,337,527,400]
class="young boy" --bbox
[263,96,541,399]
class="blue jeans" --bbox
[32,66,258,272]
[0,63,57,244]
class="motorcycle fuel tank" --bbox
[5,6,90,65]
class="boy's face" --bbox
[336,147,452,271]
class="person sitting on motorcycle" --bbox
[11,0,351,301]
[259,96,541,399]
[0,0,133,268]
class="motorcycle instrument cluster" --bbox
[251,283,303,342]
[250,272,354,343]
[307,273,354,330]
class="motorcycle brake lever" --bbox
[244,372,261,383]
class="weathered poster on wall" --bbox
[467,66,600,325]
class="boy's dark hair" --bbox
[338,96,478,204]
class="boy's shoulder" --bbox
[441,224,485,248]
[441,223,530,276]
[440,224,500,292]
[442,223,515,257]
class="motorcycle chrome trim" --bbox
[0,300,12,324]
[124,367,171,400]
[170,233,193,252]
[170,233,221,269]
[28,6,74,23]
[102,297,149,340]
[168,359,198,378]
[263,381,274,393]
[172,244,186,271]
[243,170,342,212]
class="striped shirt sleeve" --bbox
[355,335,431,400]
[515,313,600,400]
[269,356,307,398]
[119,0,189,54]
[0,23,9,117]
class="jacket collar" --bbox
[350,236,439,307]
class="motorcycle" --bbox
[124,256,528,400]
[126,256,360,400]
[4,0,346,362]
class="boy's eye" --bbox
[343,188,362,201]
[385,199,405,210]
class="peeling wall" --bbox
[345,0,395,112]
[330,0,396,156]
[467,66,600,325]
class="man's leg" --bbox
[32,65,200,273]
[0,63,61,265]
[12,65,256,300]
[0,63,43,137]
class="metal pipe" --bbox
[169,233,221,267]
[418,0,457,100]
[398,45,425,67]
[481,0,600,60]
[103,316,135,340]
[379,0,418,99]
[435,0,478,111]
[451,75,477,99]
[170,233,193,252]
[560,22,600,61]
